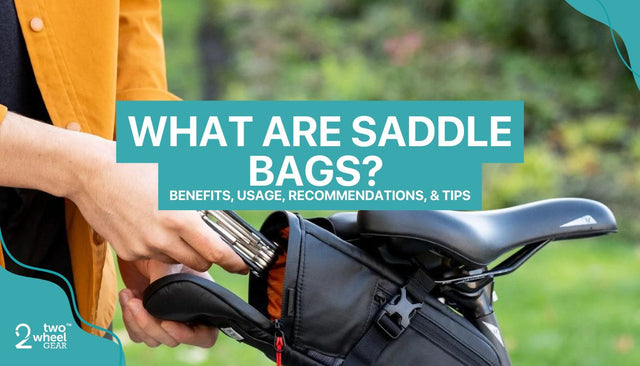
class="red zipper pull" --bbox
[275,336,284,366]
[274,320,285,366]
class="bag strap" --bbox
[406,268,436,302]
[344,268,435,365]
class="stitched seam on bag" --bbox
[424,297,500,360]
[296,238,305,344]
[415,312,494,365]
[349,280,383,354]
[410,321,476,366]
[297,221,354,359]
[294,215,306,346]
[350,281,394,356]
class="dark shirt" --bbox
[0,0,76,305]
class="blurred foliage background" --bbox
[116,0,640,365]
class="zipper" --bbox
[412,313,494,366]
[274,319,285,366]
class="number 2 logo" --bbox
[15,323,32,349]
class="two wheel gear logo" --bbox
[15,322,70,350]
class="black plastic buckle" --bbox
[376,287,423,339]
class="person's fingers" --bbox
[161,321,218,348]
[124,305,156,346]
[119,290,144,343]
[159,237,212,272]
[121,293,159,347]
[177,211,249,274]
[150,252,179,265]
[126,297,179,347]
[110,235,177,264]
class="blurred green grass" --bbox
[115,211,640,365]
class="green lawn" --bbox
[114,212,640,365]
[495,236,640,365]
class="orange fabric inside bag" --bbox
[267,227,289,320]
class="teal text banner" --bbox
[116,101,524,210]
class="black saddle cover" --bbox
[144,211,502,365]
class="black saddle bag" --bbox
[143,211,501,365]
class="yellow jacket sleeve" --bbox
[116,0,180,102]
[0,104,7,125]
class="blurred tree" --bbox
[162,0,640,238]
[199,0,230,99]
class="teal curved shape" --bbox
[0,229,124,365]
[565,0,640,90]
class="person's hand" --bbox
[118,258,220,348]
[0,113,244,272]
[67,140,248,273]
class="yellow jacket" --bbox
[0,0,178,335]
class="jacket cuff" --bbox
[116,88,181,101]
[0,104,7,125]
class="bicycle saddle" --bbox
[357,198,617,267]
